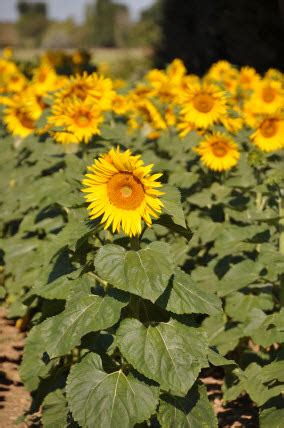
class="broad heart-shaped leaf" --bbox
[157,268,222,315]
[158,383,217,428]
[160,185,187,228]
[66,353,159,428]
[41,280,129,359]
[42,389,68,428]
[95,241,175,302]
[117,318,208,396]
[20,323,55,392]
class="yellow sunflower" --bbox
[48,97,104,144]
[251,79,284,114]
[112,94,130,115]
[250,115,284,152]
[82,147,164,237]
[180,82,227,128]
[3,93,37,138]
[32,64,59,93]
[195,132,240,171]
[238,66,260,91]
[207,60,236,81]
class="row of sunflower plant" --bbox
[0,49,283,427]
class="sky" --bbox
[0,0,155,22]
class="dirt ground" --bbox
[0,307,31,428]
[0,307,258,428]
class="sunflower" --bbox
[180,82,227,128]
[195,132,240,171]
[238,66,260,91]
[3,93,37,138]
[207,60,236,81]
[250,115,284,152]
[82,147,164,237]
[251,79,284,114]
[49,97,104,144]
[32,64,59,93]
[56,72,115,111]
[112,94,130,115]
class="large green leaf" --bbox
[157,383,217,428]
[117,318,208,396]
[20,323,55,391]
[66,353,159,428]
[95,242,175,302]
[157,268,222,315]
[41,278,128,359]
[42,389,68,428]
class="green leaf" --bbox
[41,277,129,359]
[117,318,208,396]
[157,268,222,315]
[42,389,68,428]
[158,383,217,428]
[161,185,186,228]
[95,242,175,302]
[207,348,236,367]
[244,308,284,347]
[217,260,262,297]
[20,323,55,391]
[225,291,274,322]
[155,214,192,241]
[260,397,284,428]
[202,314,243,355]
[66,353,159,428]
[240,363,284,406]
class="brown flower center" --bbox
[17,110,35,129]
[262,87,275,103]
[193,93,214,113]
[107,172,145,210]
[211,141,229,157]
[74,111,91,128]
[260,118,278,138]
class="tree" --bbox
[17,1,49,46]
[155,0,284,74]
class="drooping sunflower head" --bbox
[250,114,284,152]
[194,132,240,171]
[180,82,228,128]
[82,147,164,237]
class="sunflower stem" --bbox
[88,272,109,290]
[130,236,140,251]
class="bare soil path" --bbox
[0,307,31,428]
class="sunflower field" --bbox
[0,49,284,427]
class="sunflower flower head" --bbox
[180,82,228,129]
[48,97,104,144]
[250,114,284,152]
[195,132,240,171]
[82,147,164,237]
